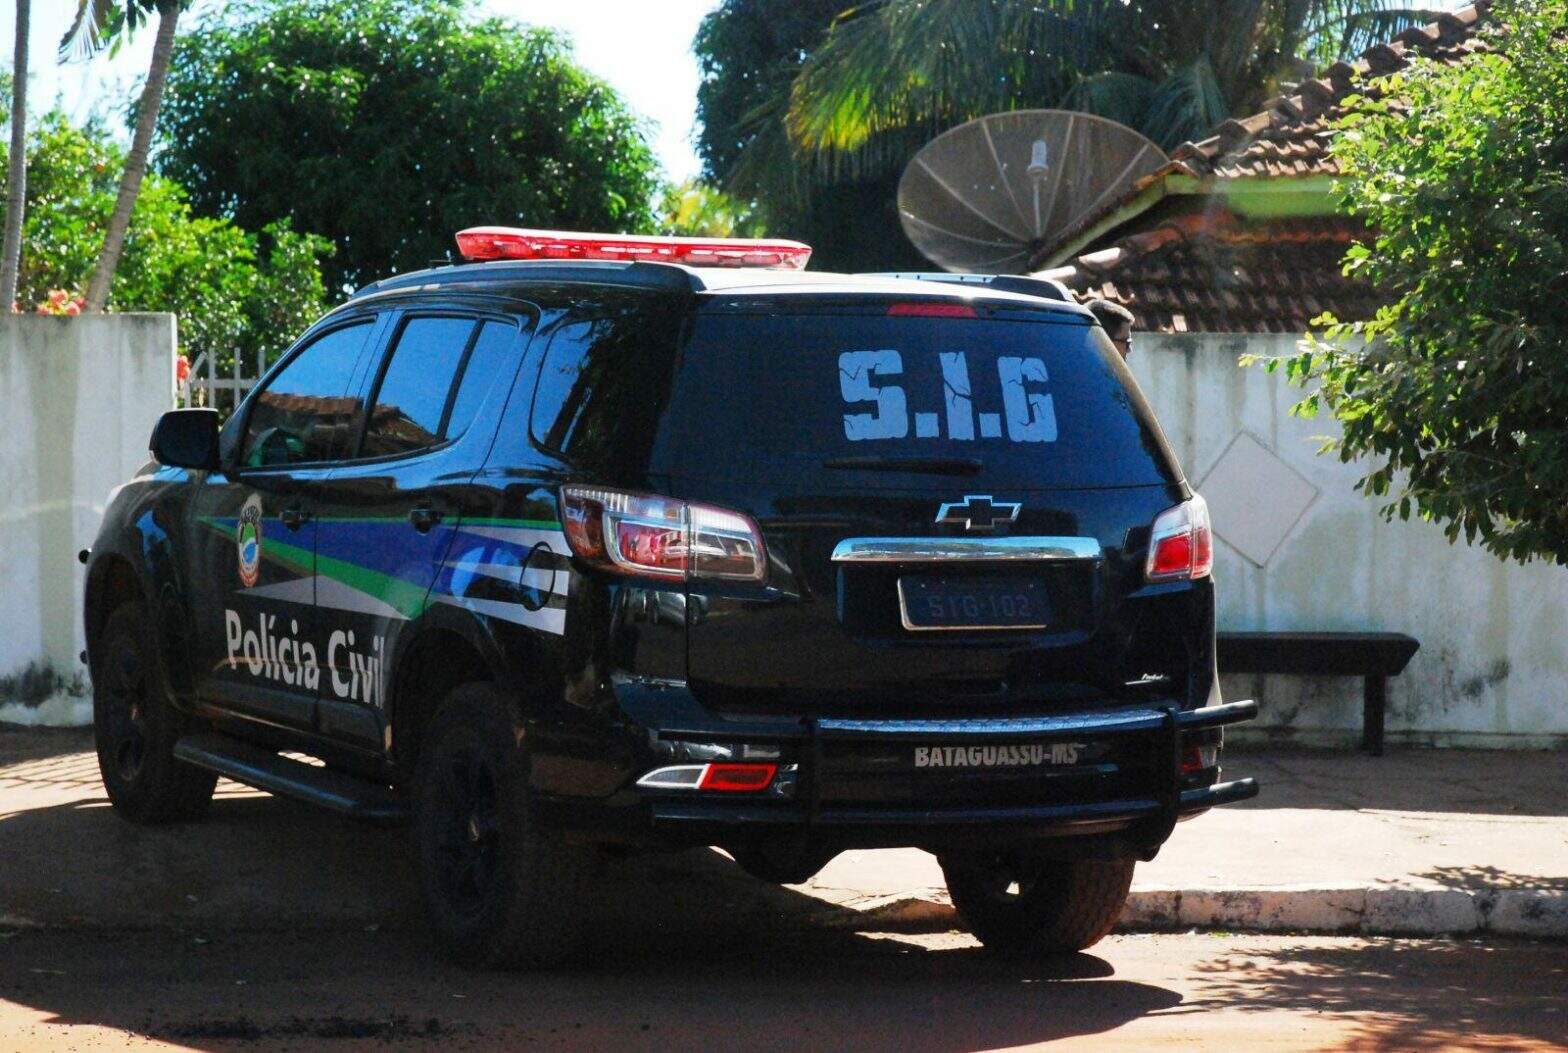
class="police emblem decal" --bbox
[237,494,264,587]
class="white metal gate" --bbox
[180,347,269,417]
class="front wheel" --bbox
[413,683,595,969]
[91,603,217,823]
[940,851,1134,955]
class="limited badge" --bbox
[237,493,264,588]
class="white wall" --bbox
[1133,332,1568,748]
[0,314,176,719]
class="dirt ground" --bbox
[2,928,1565,1051]
[4,727,1566,1051]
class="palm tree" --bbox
[61,0,185,312]
[1,0,31,310]
[785,0,1442,173]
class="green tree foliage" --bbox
[692,0,926,272]
[63,1,195,311]
[658,180,765,238]
[157,0,662,293]
[1264,0,1568,564]
[0,113,332,374]
[788,0,1442,164]
[695,0,1437,271]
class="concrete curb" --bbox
[824,888,1568,939]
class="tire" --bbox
[91,603,217,823]
[940,850,1135,955]
[413,683,594,969]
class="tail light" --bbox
[1145,495,1213,582]
[561,486,767,582]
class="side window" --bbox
[360,316,477,459]
[529,307,680,467]
[242,322,372,468]
[444,320,518,441]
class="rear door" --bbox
[312,309,532,750]
[652,301,1189,716]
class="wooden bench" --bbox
[1216,632,1421,756]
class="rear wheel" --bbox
[940,850,1134,955]
[413,683,595,969]
[91,604,217,823]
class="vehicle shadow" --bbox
[0,752,1187,1050]
[1,923,1185,1051]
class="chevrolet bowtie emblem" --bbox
[935,494,1021,532]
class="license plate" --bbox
[897,574,1050,631]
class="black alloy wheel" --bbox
[91,603,217,823]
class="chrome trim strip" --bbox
[830,536,1102,563]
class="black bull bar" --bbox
[651,700,1260,851]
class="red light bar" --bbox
[455,227,811,270]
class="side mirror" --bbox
[150,408,221,471]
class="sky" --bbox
[0,0,720,184]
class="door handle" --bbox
[409,506,444,534]
[279,506,313,531]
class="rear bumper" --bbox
[626,699,1259,852]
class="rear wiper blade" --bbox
[823,455,983,475]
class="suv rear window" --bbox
[651,309,1180,490]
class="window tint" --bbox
[651,311,1179,489]
[444,321,517,440]
[242,322,371,468]
[361,316,477,459]
[529,306,681,469]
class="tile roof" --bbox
[1169,2,1491,181]
[1038,3,1493,332]
[1047,212,1379,334]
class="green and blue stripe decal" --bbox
[199,514,572,635]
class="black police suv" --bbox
[83,228,1256,967]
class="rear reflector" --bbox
[635,763,778,793]
[455,227,812,270]
[698,763,778,793]
[1181,745,1219,774]
[886,302,978,318]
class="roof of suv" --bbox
[351,260,1095,321]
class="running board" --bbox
[174,732,409,824]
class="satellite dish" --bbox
[898,110,1169,273]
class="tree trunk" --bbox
[0,0,30,310]
[83,1,179,313]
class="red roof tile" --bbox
[1047,214,1379,334]
[1169,3,1492,181]
[1037,3,1495,332]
